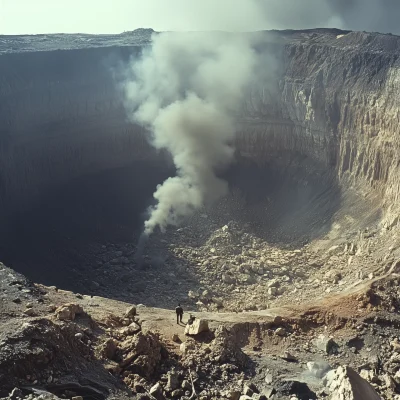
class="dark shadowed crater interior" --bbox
[0,154,340,296]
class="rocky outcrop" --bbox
[325,366,382,400]
[1,28,399,228]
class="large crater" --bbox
[0,154,340,292]
[1,28,397,306]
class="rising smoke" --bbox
[124,32,258,237]
[122,0,397,243]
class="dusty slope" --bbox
[1,232,400,399]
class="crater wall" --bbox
[1,29,399,227]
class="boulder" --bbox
[325,366,381,400]
[55,303,83,321]
[125,305,137,318]
[185,319,209,335]
[313,334,339,355]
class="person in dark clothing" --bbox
[187,314,195,325]
[175,304,183,324]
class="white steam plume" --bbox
[124,32,256,236]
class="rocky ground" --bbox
[54,190,399,316]
[1,203,400,399]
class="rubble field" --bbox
[1,194,400,400]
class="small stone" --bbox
[165,371,179,392]
[102,338,118,360]
[394,370,400,384]
[9,388,23,400]
[382,373,396,390]
[182,380,191,391]
[246,382,259,394]
[72,397,83,400]
[149,383,165,400]
[391,338,400,352]
[172,334,181,343]
[222,274,235,284]
[280,351,297,362]
[268,287,278,296]
[24,308,35,316]
[307,361,331,378]
[125,305,137,318]
[242,385,253,396]
[171,389,182,397]
[55,303,83,321]
[327,245,340,254]
[265,373,273,384]
[267,279,280,288]
[227,390,241,400]
[275,327,286,337]
[262,387,276,398]
[252,395,267,400]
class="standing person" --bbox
[175,304,183,324]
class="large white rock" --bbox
[325,366,381,400]
[184,319,209,335]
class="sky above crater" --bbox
[0,0,399,35]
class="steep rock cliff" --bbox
[0,29,399,229]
